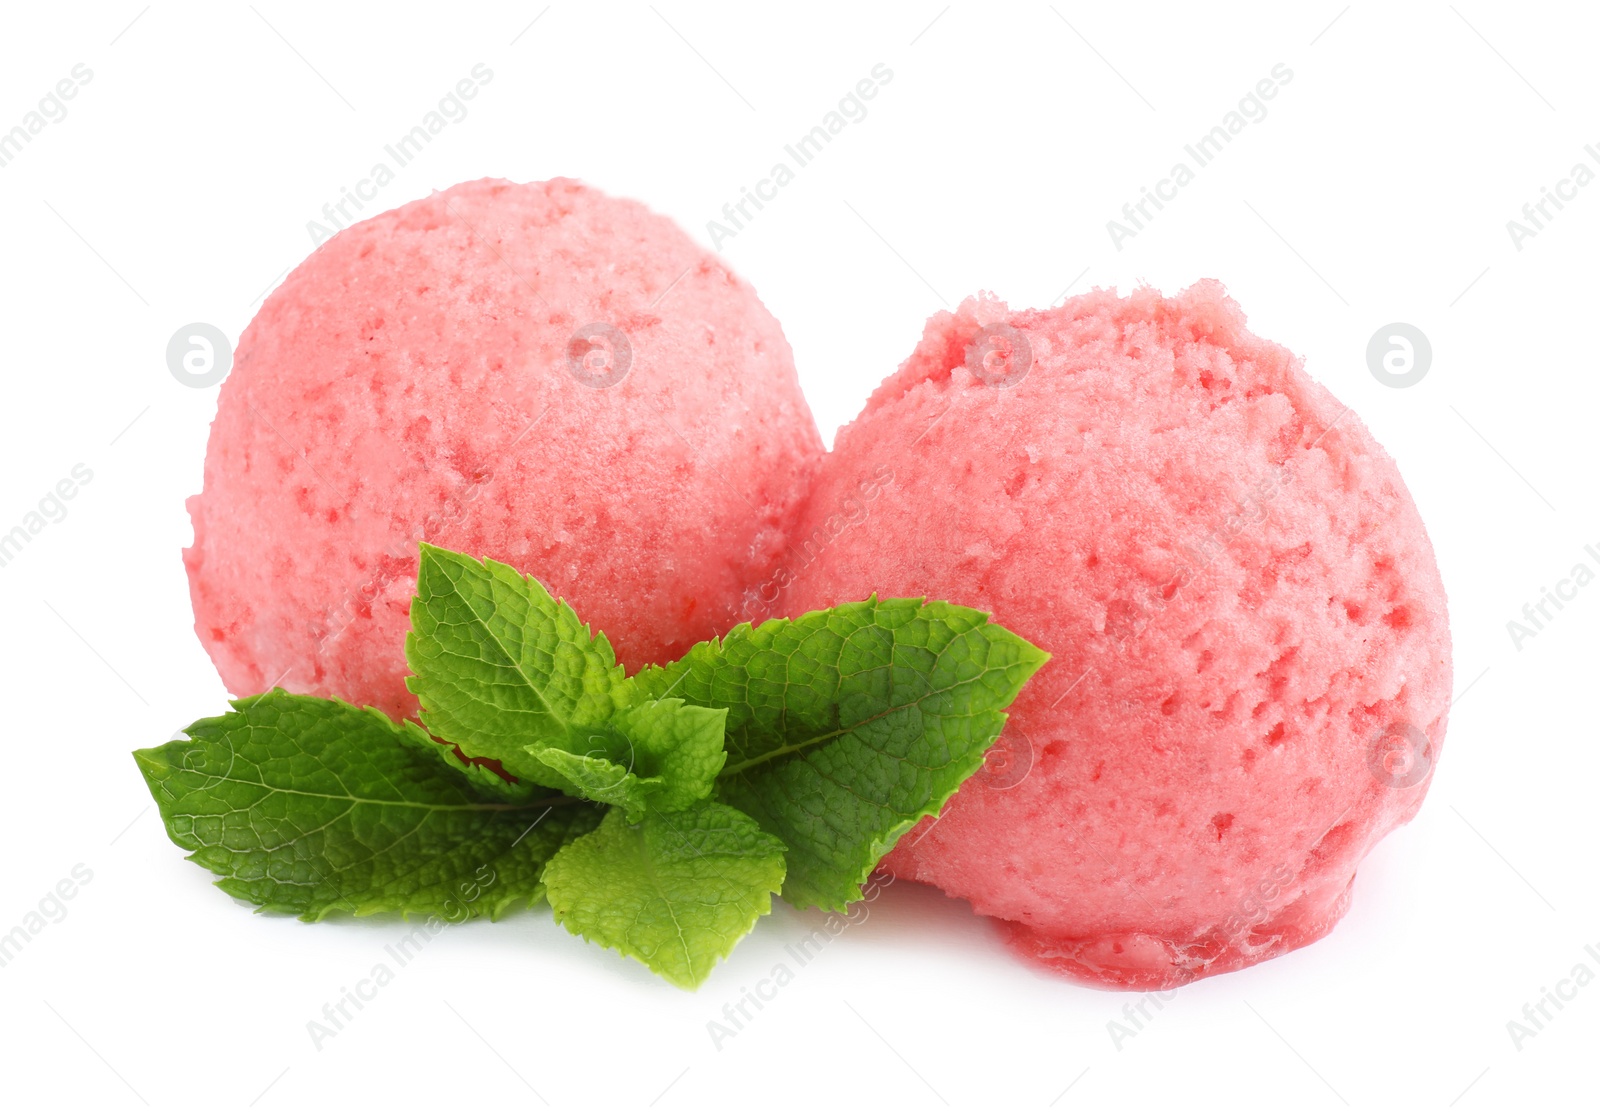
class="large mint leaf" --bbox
[405,544,627,789]
[542,800,785,989]
[624,597,1049,910]
[133,691,600,921]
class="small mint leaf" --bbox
[610,698,728,812]
[527,699,727,820]
[405,543,627,789]
[542,799,786,989]
[529,745,663,821]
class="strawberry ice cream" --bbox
[186,178,822,721]
[780,282,1451,988]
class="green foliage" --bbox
[138,544,1046,986]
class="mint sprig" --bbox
[136,543,1048,988]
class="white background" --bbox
[0,2,1595,1109]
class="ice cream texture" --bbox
[779,281,1451,988]
[186,178,822,721]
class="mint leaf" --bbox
[405,544,627,789]
[527,699,725,820]
[133,691,600,921]
[625,597,1049,910]
[609,698,728,811]
[543,800,785,989]
[528,745,662,819]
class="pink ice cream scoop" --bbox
[185,178,822,721]
[779,281,1451,988]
